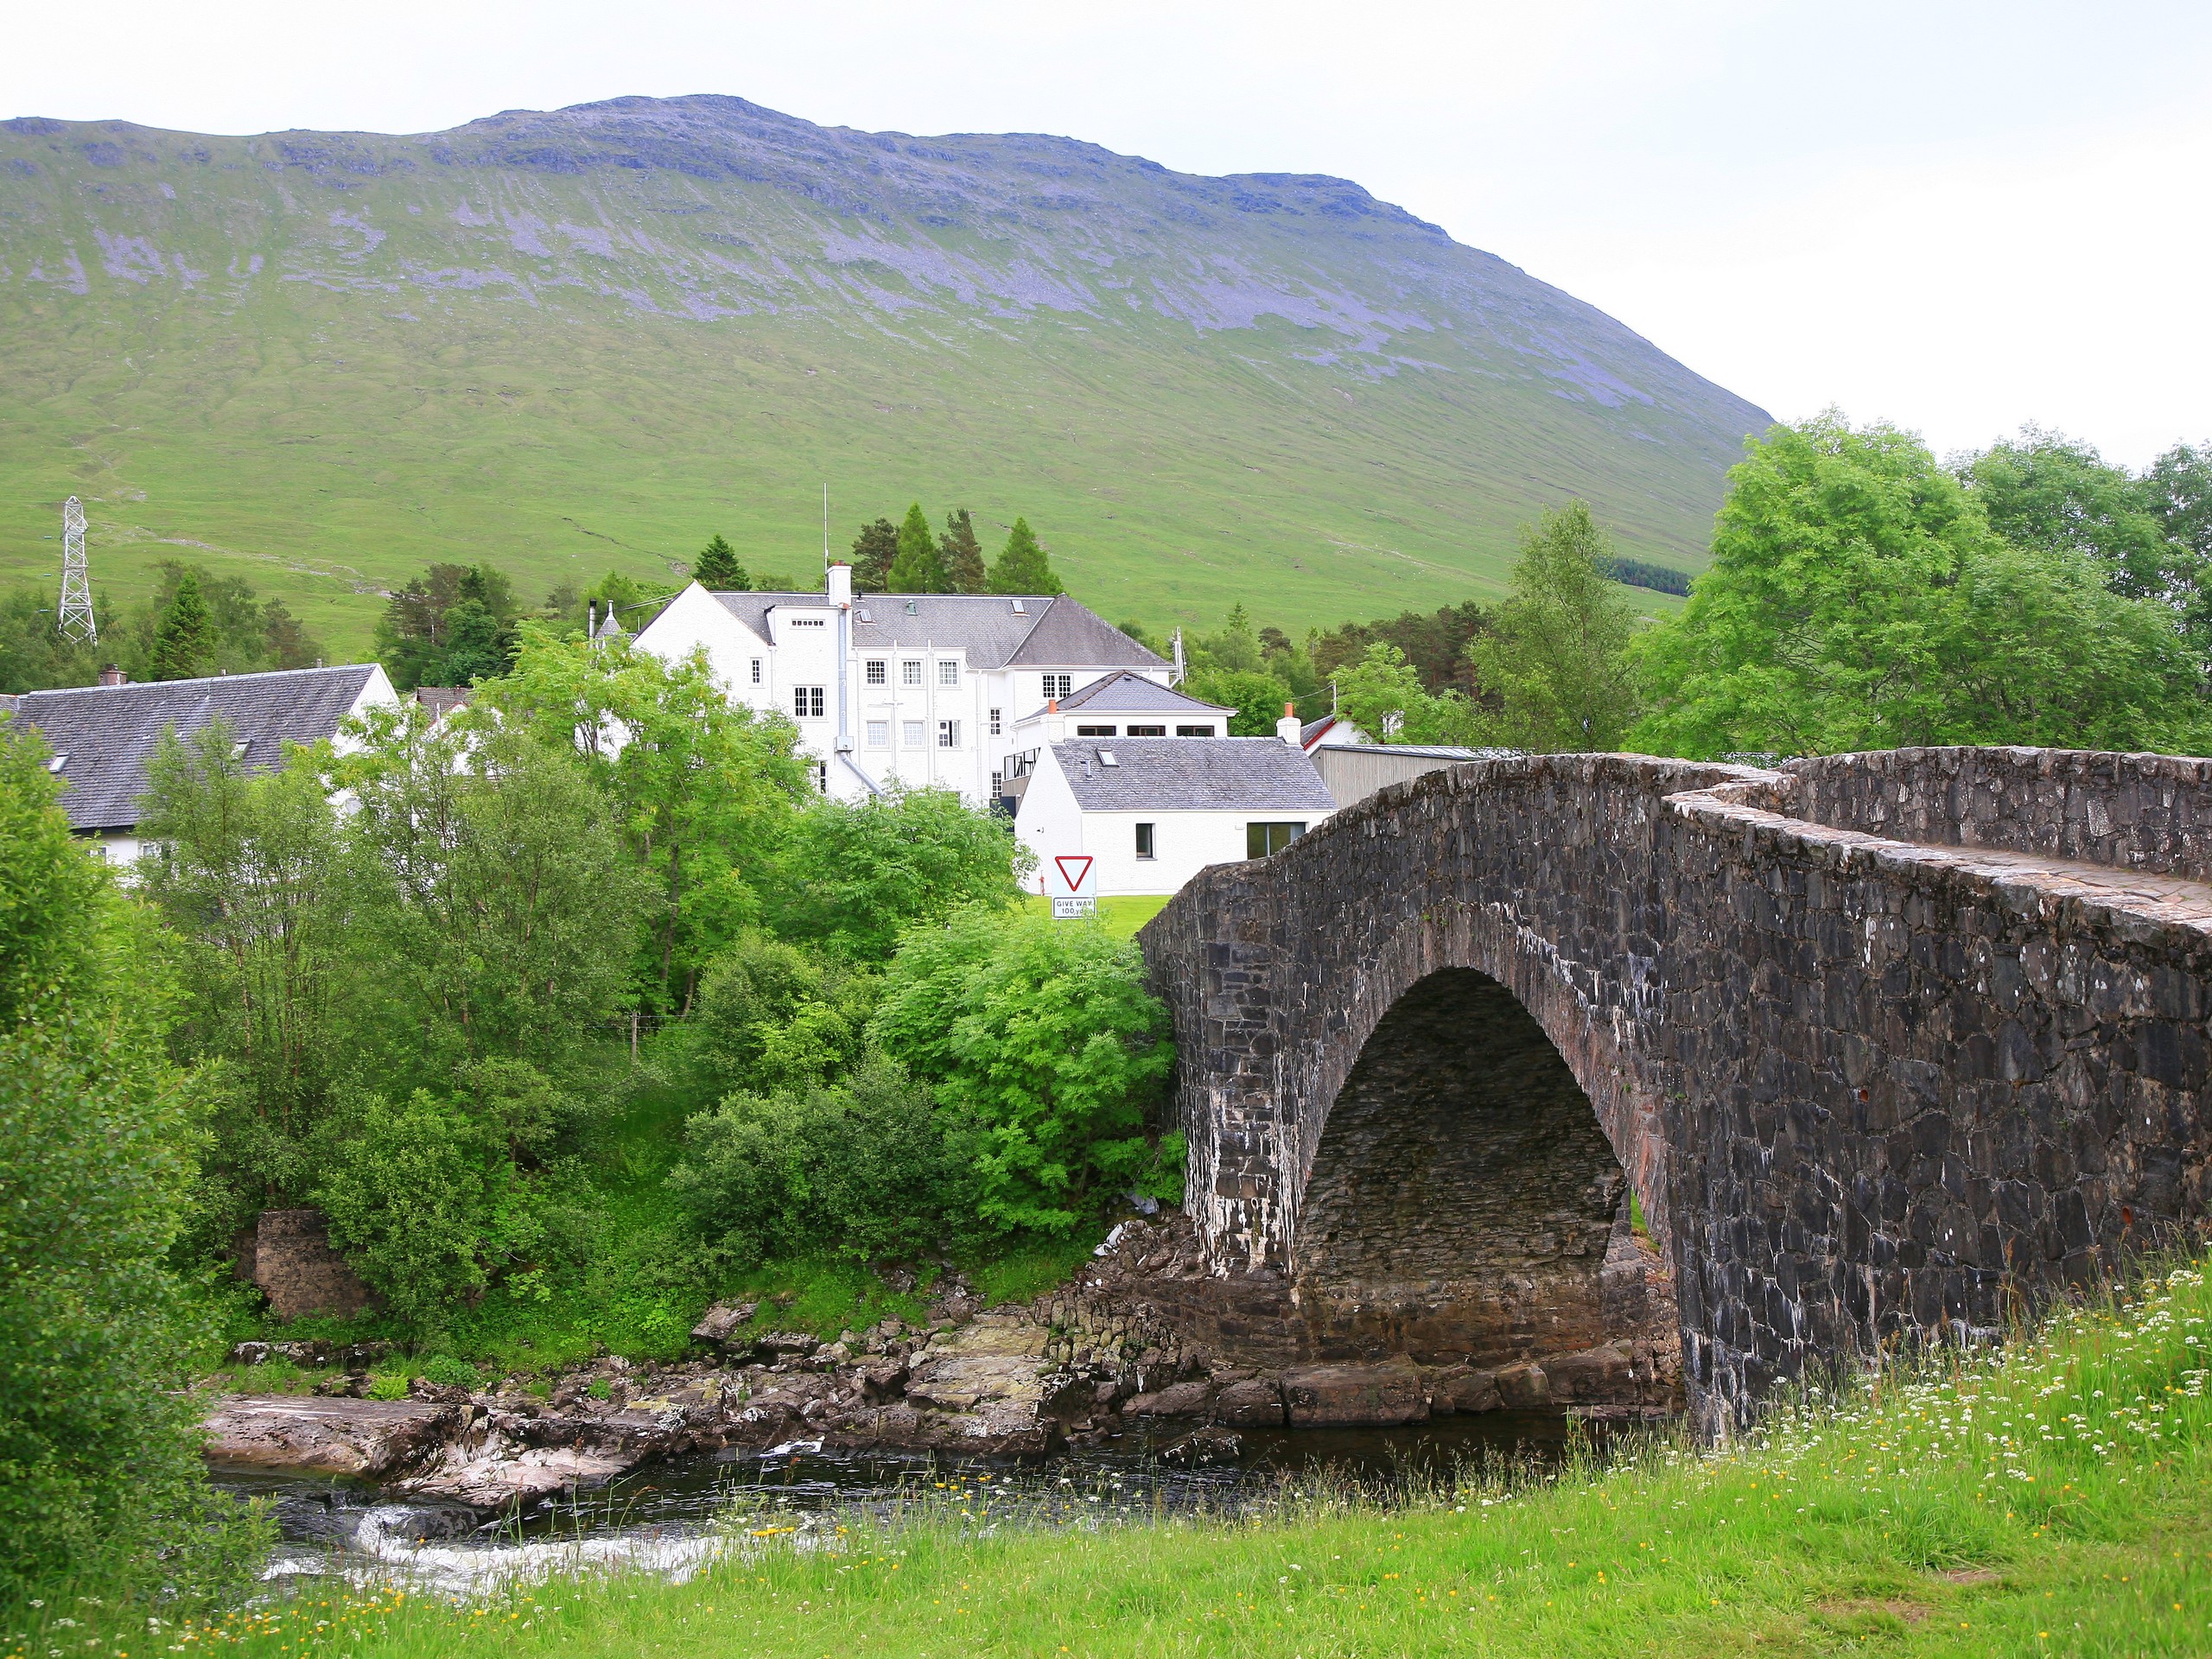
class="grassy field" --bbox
[66,1248,2210,1657]
[1020,893,1172,939]
[0,106,1758,659]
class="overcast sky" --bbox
[10,1,2207,467]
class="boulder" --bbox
[1280,1363,1429,1427]
[1125,1380,1215,1418]
[1211,1377,1287,1427]
[690,1301,758,1345]
[202,1395,464,1479]
[1541,1344,1633,1404]
[1493,1362,1552,1409]
[1430,1365,1502,1414]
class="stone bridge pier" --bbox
[1137,749,2212,1432]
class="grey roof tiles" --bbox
[1050,737,1336,813]
[6,665,381,831]
[1025,670,1230,721]
[709,590,1166,671]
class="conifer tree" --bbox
[691,533,747,590]
[886,503,950,593]
[986,518,1061,594]
[148,569,213,681]
[850,518,899,590]
[939,509,988,594]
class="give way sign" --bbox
[1046,854,1096,899]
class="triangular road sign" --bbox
[1053,854,1095,894]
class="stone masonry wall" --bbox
[1139,749,2212,1433]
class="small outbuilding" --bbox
[1013,735,1337,898]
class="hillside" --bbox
[0,96,1770,656]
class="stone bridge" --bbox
[1136,749,2212,1432]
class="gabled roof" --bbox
[5,665,382,831]
[707,590,1166,671]
[1049,737,1336,813]
[1020,670,1230,722]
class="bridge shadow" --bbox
[1293,968,1680,1407]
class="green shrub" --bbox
[416,1354,483,1391]
[683,932,877,1102]
[868,908,1178,1235]
[669,1056,969,1266]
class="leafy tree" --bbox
[1313,600,1494,696]
[0,586,101,693]
[1184,666,1297,736]
[886,503,950,593]
[147,567,213,681]
[1631,413,2210,758]
[669,1056,963,1267]
[332,709,650,1081]
[583,570,658,636]
[1469,501,1642,751]
[136,722,353,1232]
[849,518,899,590]
[375,563,520,690]
[1194,604,1263,674]
[683,932,878,1102]
[868,910,1177,1235]
[1331,643,1480,744]
[2143,441,2212,561]
[986,517,1061,594]
[691,533,748,590]
[474,630,810,1013]
[1961,427,2180,603]
[939,509,988,594]
[0,721,268,1611]
[772,785,1033,962]
[123,563,323,682]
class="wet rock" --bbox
[408,1379,474,1404]
[1211,1377,1287,1427]
[1160,1427,1241,1468]
[858,1356,909,1402]
[204,1395,464,1479]
[1541,1344,1632,1404]
[1428,1365,1502,1414]
[228,1340,272,1366]
[1125,1380,1214,1419]
[1281,1363,1429,1427]
[1493,1363,1551,1409]
[691,1301,758,1345]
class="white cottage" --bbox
[632,564,1171,804]
[1012,736,1337,898]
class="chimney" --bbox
[825,560,852,609]
[99,665,126,687]
[1046,696,1065,741]
[1277,701,1303,747]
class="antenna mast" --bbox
[58,495,96,644]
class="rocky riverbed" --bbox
[206,1214,1677,1516]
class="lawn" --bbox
[115,1248,2212,1657]
[1020,893,1172,939]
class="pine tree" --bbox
[147,569,213,682]
[986,518,1061,594]
[850,518,899,590]
[886,502,950,592]
[939,509,988,594]
[692,533,747,590]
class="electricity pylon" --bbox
[58,495,96,644]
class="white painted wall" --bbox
[1013,749,1328,898]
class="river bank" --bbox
[126,1249,2212,1657]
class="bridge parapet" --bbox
[1140,747,2212,1432]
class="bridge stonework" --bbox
[1137,749,2212,1432]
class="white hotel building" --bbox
[632,563,1182,807]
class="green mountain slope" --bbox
[0,96,1768,656]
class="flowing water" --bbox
[216,1413,1587,1595]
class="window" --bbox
[812,761,829,793]
[1126,724,1166,737]
[938,719,961,748]
[1135,822,1155,860]
[938,659,960,687]
[866,720,890,748]
[1076,724,1116,737]
[789,616,826,628]
[792,685,825,719]
[902,660,923,686]
[1177,724,1215,737]
[1043,673,1073,700]
[902,720,926,747]
[865,659,887,685]
[1246,821,1306,858]
[750,658,763,685]
[989,707,1002,736]
[991,769,1005,795]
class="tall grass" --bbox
[30,1247,2212,1657]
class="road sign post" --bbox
[1046,853,1097,918]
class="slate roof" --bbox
[1050,737,1336,813]
[1020,670,1230,722]
[709,590,1166,671]
[1314,741,1508,762]
[6,665,383,831]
